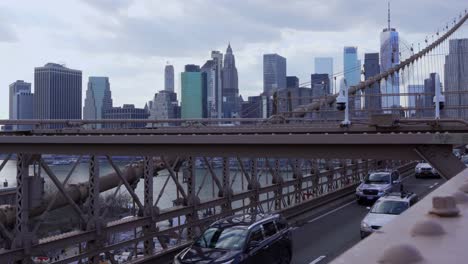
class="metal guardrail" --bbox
[333,167,467,264]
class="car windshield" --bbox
[365,173,391,184]
[194,226,248,250]
[371,200,409,215]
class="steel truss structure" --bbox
[0,126,465,263]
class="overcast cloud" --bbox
[0,0,465,119]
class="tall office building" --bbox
[344,47,362,115]
[9,80,33,130]
[165,64,175,92]
[422,73,437,117]
[286,76,299,89]
[241,95,269,118]
[201,51,223,118]
[9,80,31,120]
[314,57,333,92]
[407,85,424,117]
[83,77,113,128]
[380,2,400,110]
[34,63,82,124]
[263,54,286,95]
[148,90,180,124]
[222,44,239,118]
[311,74,330,98]
[445,38,468,119]
[181,65,207,118]
[363,53,382,114]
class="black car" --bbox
[173,213,292,264]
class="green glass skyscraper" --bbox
[181,65,207,118]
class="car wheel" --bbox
[357,199,363,205]
[415,174,419,179]
[279,247,291,264]
[360,231,366,239]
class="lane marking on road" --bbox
[309,255,326,264]
[307,200,356,223]
[429,182,439,189]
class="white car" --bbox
[415,162,440,178]
[360,192,418,238]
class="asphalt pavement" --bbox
[290,175,445,264]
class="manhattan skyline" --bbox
[0,0,465,119]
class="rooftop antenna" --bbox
[388,1,391,30]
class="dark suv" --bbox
[173,213,292,264]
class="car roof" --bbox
[378,192,416,202]
[210,213,279,229]
[369,170,392,175]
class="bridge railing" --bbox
[333,167,468,264]
[0,154,411,263]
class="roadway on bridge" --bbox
[290,174,445,264]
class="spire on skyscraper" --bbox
[388,1,391,30]
[227,42,232,53]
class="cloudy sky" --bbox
[0,0,465,119]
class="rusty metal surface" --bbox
[0,133,465,161]
[0,159,378,263]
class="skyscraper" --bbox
[445,38,468,119]
[311,74,330,98]
[9,80,33,130]
[364,53,382,114]
[263,54,286,95]
[314,57,333,92]
[407,85,424,117]
[344,47,362,114]
[423,73,437,117]
[34,63,82,124]
[286,76,299,89]
[222,44,239,118]
[148,90,179,123]
[201,51,223,118]
[9,80,31,120]
[165,64,175,92]
[181,65,207,118]
[14,92,34,130]
[83,77,113,128]
[380,2,400,110]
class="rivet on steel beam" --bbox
[452,191,468,204]
[429,196,460,217]
[459,183,468,193]
[378,244,423,264]
[411,219,445,237]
